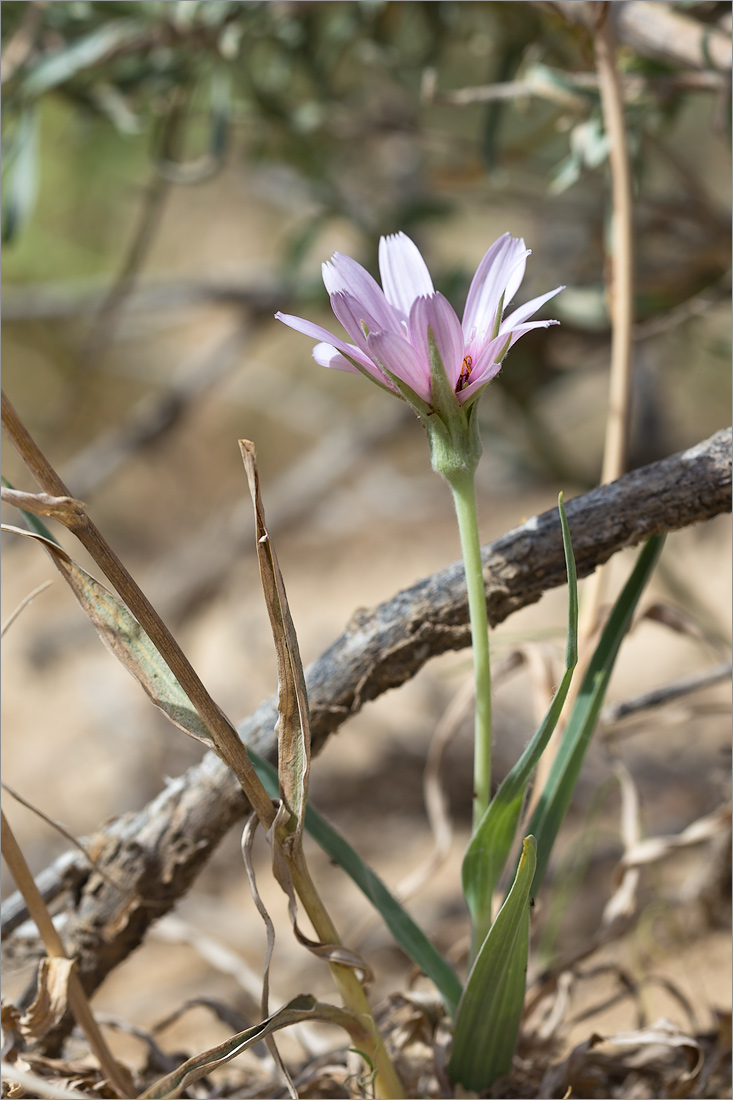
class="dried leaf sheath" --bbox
[240,440,311,845]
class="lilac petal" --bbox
[367,329,432,403]
[501,285,564,331]
[501,316,559,345]
[276,310,373,369]
[322,253,399,332]
[312,342,362,374]
[330,291,386,354]
[410,293,465,389]
[462,234,529,341]
[378,232,434,317]
[502,247,530,312]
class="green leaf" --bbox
[1,108,38,243]
[449,835,537,1091]
[19,19,147,99]
[462,494,577,951]
[528,535,665,891]
[249,749,463,1016]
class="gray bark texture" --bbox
[3,427,731,1019]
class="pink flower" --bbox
[276,232,562,407]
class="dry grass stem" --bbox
[1,578,52,635]
[0,810,135,1098]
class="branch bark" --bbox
[539,1,732,72]
[3,428,731,1015]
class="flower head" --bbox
[276,231,562,410]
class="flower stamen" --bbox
[456,355,473,393]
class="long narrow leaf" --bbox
[241,440,310,843]
[448,835,537,1091]
[249,749,463,1016]
[462,494,577,949]
[529,535,665,890]
[20,20,147,99]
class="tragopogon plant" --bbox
[277,231,562,830]
[277,231,566,1087]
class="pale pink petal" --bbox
[312,342,361,374]
[410,293,465,389]
[367,329,432,403]
[378,232,434,316]
[330,291,382,354]
[501,285,564,330]
[502,248,530,311]
[276,310,341,346]
[462,234,529,341]
[322,253,399,331]
[503,318,560,348]
[277,310,374,371]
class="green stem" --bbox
[448,467,492,831]
[288,847,405,1100]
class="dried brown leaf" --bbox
[620,804,731,871]
[241,813,298,1100]
[19,957,75,1042]
[240,440,310,847]
[0,1061,91,1100]
[602,759,642,927]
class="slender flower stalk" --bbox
[277,230,561,828]
[449,467,493,827]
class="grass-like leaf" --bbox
[448,835,537,1091]
[462,494,577,951]
[528,534,665,891]
[249,750,463,1016]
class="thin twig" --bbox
[592,3,636,583]
[601,660,732,726]
[1,782,164,908]
[423,67,725,109]
[0,0,47,84]
[1,579,52,635]
[526,5,638,823]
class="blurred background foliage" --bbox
[1,0,730,562]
